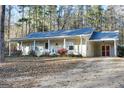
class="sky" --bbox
[102,5,108,10]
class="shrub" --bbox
[68,54,82,57]
[29,50,36,56]
[49,54,58,57]
[117,45,124,57]
[11,50,22,56]
[57,48,68,56]
[15,50,22,56]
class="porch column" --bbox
[8,42,11,56]
[33,40,36,51]
[63,38,66,48]
[48,39,50,50]
[85,38,88,56]
[114,40,117,56]
[80,36,82,55]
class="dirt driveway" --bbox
[1,57,124,88]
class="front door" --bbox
[102,45,110,56]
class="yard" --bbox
[1,57,124,88]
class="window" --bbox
[56,43,58,46]
[45,43,48,49]
[69,46,74,50]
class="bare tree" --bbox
[7,5,12,39]
[0,5,5,62]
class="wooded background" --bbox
[3,5,124,45]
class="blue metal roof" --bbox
[26,28,94,39]
[90,31,119,40]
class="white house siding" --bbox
[66,37,87,56]
[79,45,87,57]
[66,38,80,55]
[50,39,63,52]
[79,38,87,57]
[49,37,86,56]
[36,40,48,49]
[87,41,94,57]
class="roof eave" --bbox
[10,34,90,42]
[89,39,119,41]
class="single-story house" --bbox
[9,27,119,57]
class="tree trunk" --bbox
[26,21,28,35]
[49,11,52,31]
[28,6,31,34]
[34,6,38,32]
[22,6,24,37]
[8,5,12,39]
[43,6,45,32]
[0,5,5,63]
[57,17,60,30]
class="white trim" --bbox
[88,30,94,39]
[101,44,111,57]
[97,30,119,33]
[80,35,83,45]
[80,36,83,55]
[63,38,66,48]
[89,39,119,42]
[48,39,50,50]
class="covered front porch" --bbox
[8,36,87,57]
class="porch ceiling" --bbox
[89,39,118,42]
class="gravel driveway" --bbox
[1,57,124,88]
